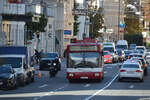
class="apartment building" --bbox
[64,0,74,49]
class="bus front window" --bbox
[68,52,100,68]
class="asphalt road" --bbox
[0,59,150,100]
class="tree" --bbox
[73,0,80,36]
[89,8,104,39]
[25,13,48,40]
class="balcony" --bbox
[0,3,25,15]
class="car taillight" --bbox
[136,70,142,72]
[128,56,130,59]
[120,70,126,72]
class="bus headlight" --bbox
[95,73,99,76]
[69,73,74,77]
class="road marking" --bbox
[54,84,68,91]
[107,67,112,69]
[33,97,38,100]
[104,71,107,74]
[84,74,119,100]
[38,84,48,88]
[84,84,91,87]
[129,85,134,89]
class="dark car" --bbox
[0,65,17,89]
[39,52,61,71]
[124,50,132,59]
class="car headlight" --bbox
[53,63,56,66]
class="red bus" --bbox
[66,38,104,82]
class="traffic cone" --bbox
[38,70,42,78]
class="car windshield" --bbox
[68,52,100,68]
[0,57,22,68]
[103,47,114,53]
[116,45,127,50]
[136,48,145,51]
[123,64,139,68]
[41,53,58,58]
[0,67,12,74]
[124,50,131,55]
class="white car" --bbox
[118,60,144,82]
[146,55,150,64]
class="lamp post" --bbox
[118,0,120,41]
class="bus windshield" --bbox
[68,52,100,68]
[0,57,22,68]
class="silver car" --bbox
[118,60,144,82]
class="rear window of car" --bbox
[122,64,139,68]
[41,53,58,58]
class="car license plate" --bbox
[80,77,88,79]
[127,71,134,74]
[0,82,3,85]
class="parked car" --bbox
[0,65,18,89]
[118,59,144,82]
[39,52,61,71]
[103,51,113,64]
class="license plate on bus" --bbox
[80,77,88,79]
[0,82,3,85]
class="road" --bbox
[0,59,150,100]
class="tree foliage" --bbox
[73,0,80,36]
[89,8,104,38]
[26,14,48,33]
[124,33,143,46]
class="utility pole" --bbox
[40,0,48,52]
[118,0,120,41]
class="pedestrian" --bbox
[34,49,40,64]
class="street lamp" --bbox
[118,0,120,41]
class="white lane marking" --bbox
[104,71,107,74]
[84,74,119,100]
[38,84,48,88]
[107,67,112,69]
[33,97,38,100]
[84,84,91,88]
[129,85,134,89]
[54,84,68,91]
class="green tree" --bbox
[124,33,143,46]
[25,13,48,40]
[89,8,104,38]
[73,0,80,36]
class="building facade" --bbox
[64,0,74,49]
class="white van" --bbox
[116,40,128,50]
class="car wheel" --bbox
[140,78,144,82]
[118,78,122,82]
